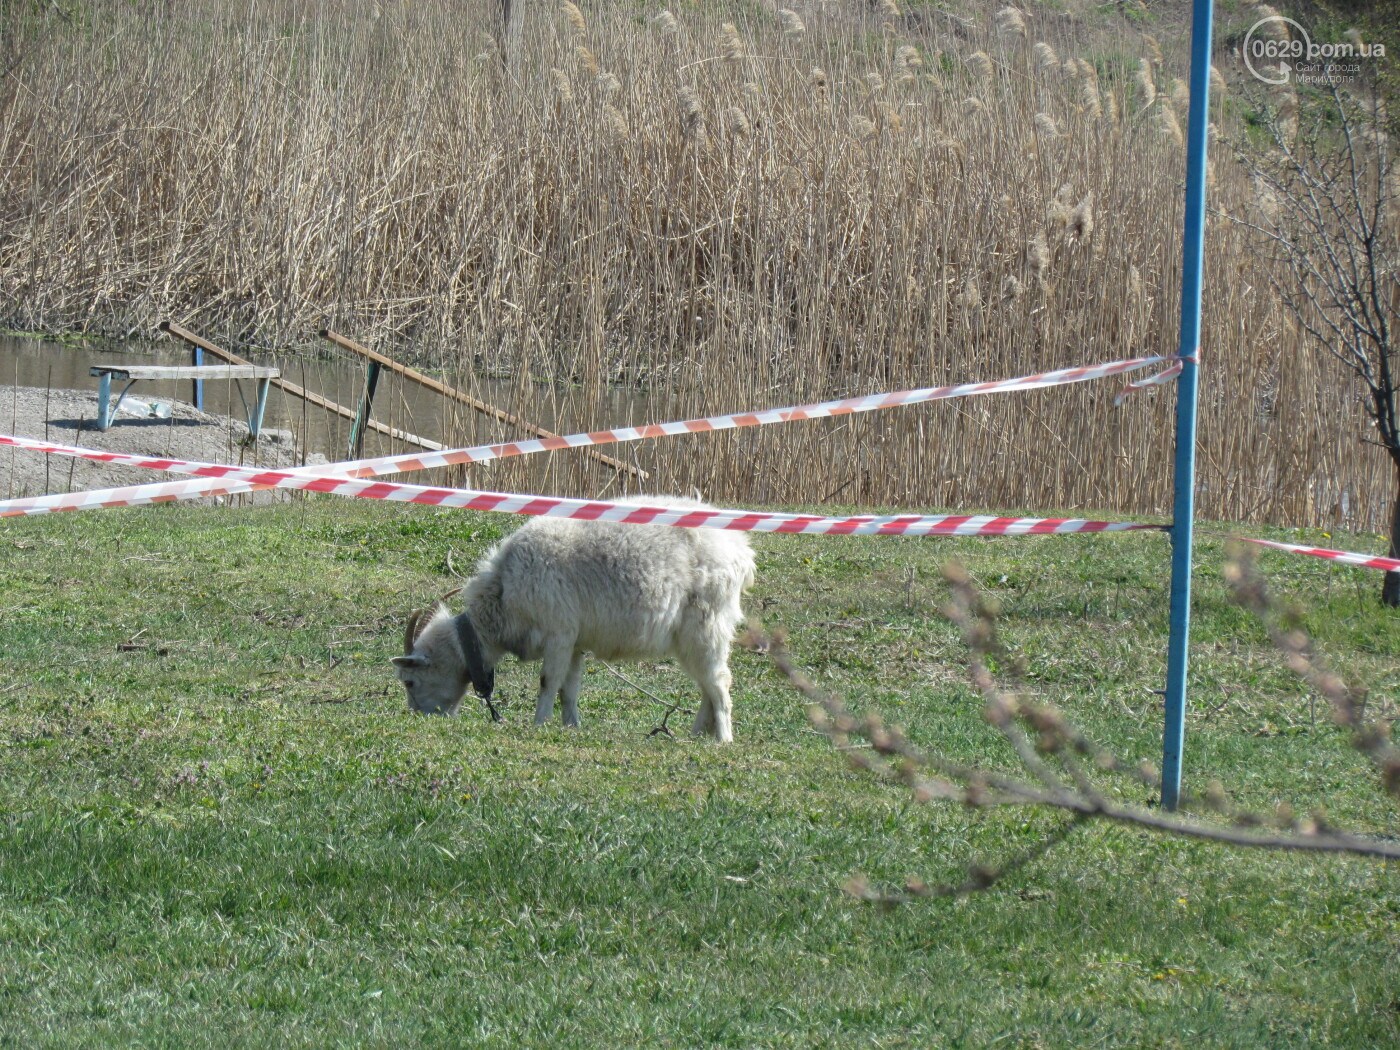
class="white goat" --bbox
[392,497,755,741]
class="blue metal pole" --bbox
[1161,0,1214,812]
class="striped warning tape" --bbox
[2,352,1183,495]
[4,436,1396,571]
[10,349,1393,572]
[0,439,1160,534]
[0,353,1183,515]
[1114,359,1187,406]
[1239,537,1400,574]
[0,432,365,477]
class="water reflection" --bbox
[1,333,654,465]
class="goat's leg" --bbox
[692,696,717,737]
[696,666,734,743]
[559,652,585,727]
[679,646,734,743]
[535,646,574,725]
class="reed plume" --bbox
[1133,60,1156,111]
[1080,80,1102,120]
[1068,193,1094,243]
[995,7,1026,37]
[678,84,705,141]
[959,277,983,311]
[560,1,586,36]
[1028,231,1051,284]
[1158,105,1185,149]
[601,104,628,144]
[1170,77,1189,115]
[720,23,743,63]
[552,68,574,105]
[894,45,922,84]
[779,10,806,38]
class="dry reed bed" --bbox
[0,1,1388,530]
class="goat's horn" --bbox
[439,586,462,603]
[404,609,424,654]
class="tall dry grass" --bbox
[0,0,1389,530]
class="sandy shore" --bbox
[1,385,322,503]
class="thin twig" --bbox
[594,658,693,737]
[756,556,1400,904]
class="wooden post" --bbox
[319,329,647,480]
[192,343,203,410]
[349,361,382,459]
[159,322,445,452]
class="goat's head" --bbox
[392,604,496,717]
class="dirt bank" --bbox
[1,385,324,502]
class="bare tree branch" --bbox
[1226,85,1400,603]
[755,558,1400,902]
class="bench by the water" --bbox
[89,364,279,434]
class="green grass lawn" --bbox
[1,499,1397,1048]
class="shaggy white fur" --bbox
[392,497,755,741]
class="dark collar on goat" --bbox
[454,613,501,723]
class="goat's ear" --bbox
[392,654,429,668]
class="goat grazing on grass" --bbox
[392,497,755,741]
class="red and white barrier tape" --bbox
[6,439,1397,571]
[0,432,364,509]
[0,439,1159,534]
[0,353,1182,514]
[1,353,1182,496]
[1114,361,1184,405]
[0,432,364,479]
[1240,537,1400,574]
[1113,351,1199,406]
[21,350,1389,572]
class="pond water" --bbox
[6,334,1390,534]
[0,332,468,460]
[0,332,656,468]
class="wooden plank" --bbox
[158,322,445,452]
[319,329,648,480]
[90,365,279,381]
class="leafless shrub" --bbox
[1227,85,1400,602]
[1224,546,1400,791]
[756,556,1400,904]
